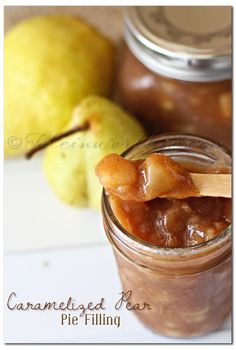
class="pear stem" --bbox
[25,123,90,159]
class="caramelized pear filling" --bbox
[96,153,231,248]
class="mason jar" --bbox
[102,134,231,338]
[116,7,232,149]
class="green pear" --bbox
[43,96,146,209]
[5,15,114,157]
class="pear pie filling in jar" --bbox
[101,134,231,338]
[115,7,232,149]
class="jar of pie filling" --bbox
[102,134,231,338]
[116,6,232,149]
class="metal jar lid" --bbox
[124,6,232,82]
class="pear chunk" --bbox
[96,153,138,189]
[141,154,198,200]
[96,153,199,201]
[142,154,177,200]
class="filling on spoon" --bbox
[96,153,231,248]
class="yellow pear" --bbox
[5,15,114,157]
[43,96,146,210]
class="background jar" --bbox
[102,134,231,338]
[115,7,232,149]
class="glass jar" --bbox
[102,134,231,338]
[116,7,232,149]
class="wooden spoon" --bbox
[190,173,231,198]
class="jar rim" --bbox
[102,133,231,257]
[124,6,232,82]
